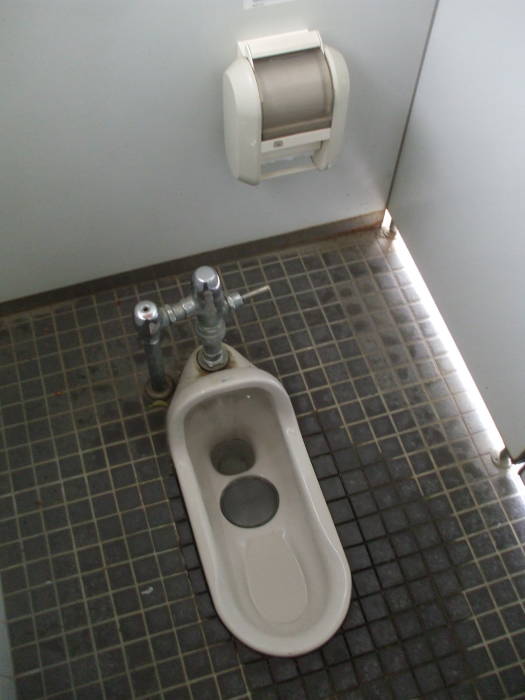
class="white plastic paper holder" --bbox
[223,29,350,185]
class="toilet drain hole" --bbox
[220,476,279,528]
[210,438,255,475]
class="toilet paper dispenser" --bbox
[223,30,350,185]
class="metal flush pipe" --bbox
[133,266,270,398]
[133,301,174,399]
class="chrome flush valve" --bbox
[190,266,229,370]
[192,266,223,298]
[134,265,271,392]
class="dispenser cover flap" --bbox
[253,48,334,141]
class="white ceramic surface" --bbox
[167,345,351,656]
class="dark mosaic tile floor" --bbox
[1,229,525,700]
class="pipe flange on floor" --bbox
[491,447,513,469]
[144,374,176,401]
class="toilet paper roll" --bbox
[253,48,334,141]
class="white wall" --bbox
[0,0,436,301]
[389,0,525,458]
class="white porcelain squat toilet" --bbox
[167,345,351,657]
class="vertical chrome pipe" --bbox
[133,301,174,399]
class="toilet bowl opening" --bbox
[210,438,255,475]
[220,476,280,528]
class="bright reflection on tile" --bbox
[384,211,505,457]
